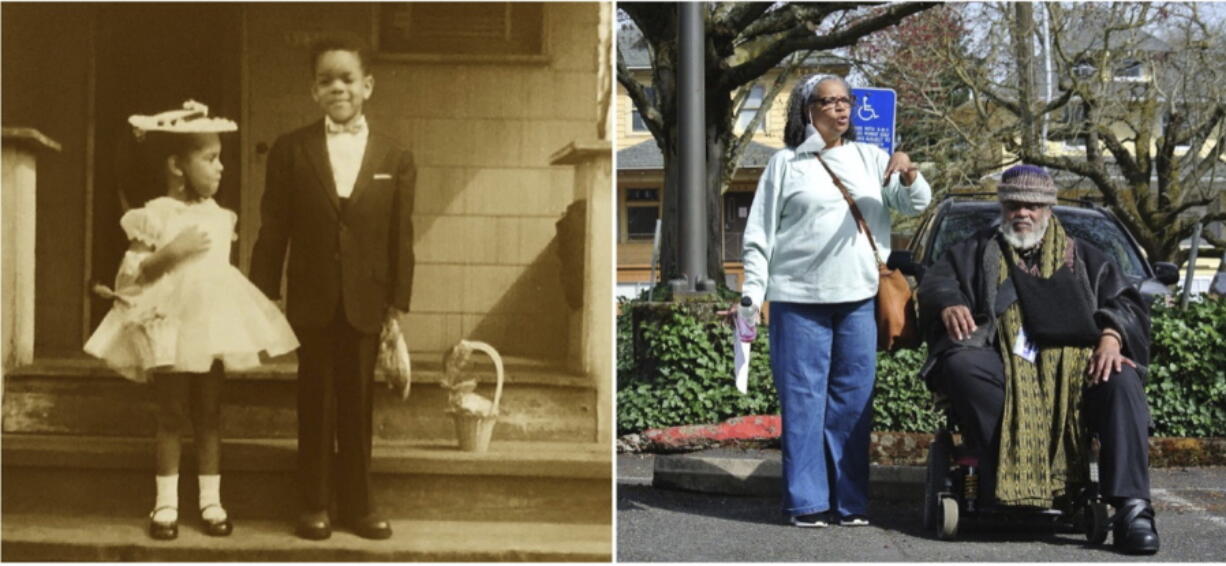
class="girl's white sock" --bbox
[153,474,178,523]
[198,474,227,521]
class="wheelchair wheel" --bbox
[1085,501,1109,545]
[923,429,953,530]
[937,496,959,540]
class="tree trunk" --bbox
[1011,2,1040,155]
[658,136,682,283]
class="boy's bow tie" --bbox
[326,118,366,135]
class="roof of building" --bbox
[618,138,782,171]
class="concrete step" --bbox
[2,434,612,525]
[0,513,611,562]
[2,357,597,442]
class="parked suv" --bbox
[892,194,1180,302]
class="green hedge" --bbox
[1145,297,1226,437]
[617,296,1226,437]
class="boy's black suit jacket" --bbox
[250,119,415,334]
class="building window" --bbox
[375,3,546,62]
[631,87,655,133]
[1114,59,1144,81]
[1071,60,1096,79]
[623,188,660,240]
[735,85,766,132]
[1059,99,1088,147]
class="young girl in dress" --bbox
[85,100,299,540]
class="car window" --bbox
[926,206,1147,282]
[1056,212,1147,281]
[928,208,997,265]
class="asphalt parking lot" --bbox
[617,453,1226,562]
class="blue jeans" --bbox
[769,299,876,517]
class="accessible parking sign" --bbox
[851,87,896,155]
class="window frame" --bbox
[372,3,550,65]
[620,186,661,242]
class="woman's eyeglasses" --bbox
[812,95,855,109]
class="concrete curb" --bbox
[651,450,925,501]
[620,415,1226,467]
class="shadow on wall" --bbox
[468,235,570,361]
[409,164,577,362]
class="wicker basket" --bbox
[448,341,505,453]
[453,413,498,452]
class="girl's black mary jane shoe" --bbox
[148,507,178,540]
[201,504,233,537]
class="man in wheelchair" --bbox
[915,165,1159,554]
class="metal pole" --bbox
[671,1,712,297]
[1180,222,1203,308]
[1040,3,1053,152]
[649,218,661,298]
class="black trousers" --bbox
[932,348,1151,503]
[294,305,379,518]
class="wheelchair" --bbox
[922,401,1112,544]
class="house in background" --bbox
[615,26,849,298]
[1,3,612,559]
[965,23,1226,254]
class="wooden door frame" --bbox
[82,4,246,342]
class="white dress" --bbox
[84,197,299,381]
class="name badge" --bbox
[373,173,392,180]
[1013,327,1038,363]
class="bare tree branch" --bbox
[714,2,776,41]
[720,2,938,91]
[616,53,663,140]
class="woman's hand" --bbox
[1087,333,1136,384]
[884,151,919,187]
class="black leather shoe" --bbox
[1113,498,1160,555]
[201,504,233,537]
[346,514,393,540]
[148,507,178,540]
[296,510,332,540]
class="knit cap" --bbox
[997,164,1057,205]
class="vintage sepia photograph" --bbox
[2,1,614,561]
[614,1,1226,562]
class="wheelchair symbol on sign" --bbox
[857,96,880,121]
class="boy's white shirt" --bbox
[740,134,932,306]
[324,115,369,198]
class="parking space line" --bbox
[1152,488,1226,529]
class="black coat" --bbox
[249,120,415,334]
[916,227,1150,380]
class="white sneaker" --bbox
[790,513,831,528]
[841,515,871,527]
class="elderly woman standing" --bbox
[740,74,932,527]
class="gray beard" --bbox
[999,215,1048,250]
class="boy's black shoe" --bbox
[296,510,332,540]
[345,513,393,540]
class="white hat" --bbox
[129,100,237,139]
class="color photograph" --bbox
[614,2,1226,562]
[2,2,613,561]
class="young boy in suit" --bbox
[250,37,414,541]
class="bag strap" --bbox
[813,153,885,266]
